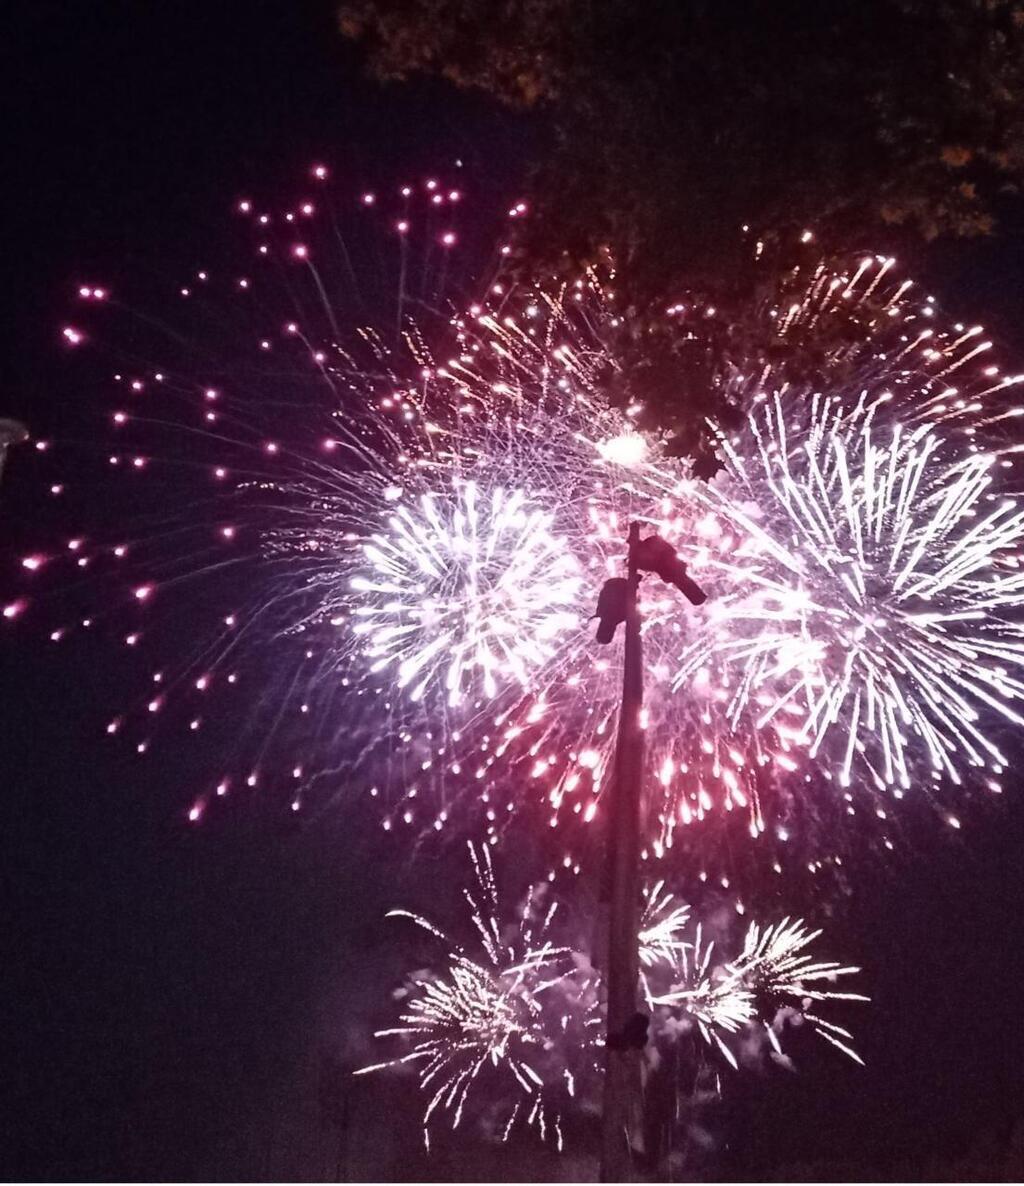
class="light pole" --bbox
[0,419,28,489]
[595,522,707,1182]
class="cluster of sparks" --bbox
[360,850,865,1150]
[357,844,599,1151]
[8,164,1024,890]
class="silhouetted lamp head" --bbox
[594,576,630,643]
[631,534,708,606]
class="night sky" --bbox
[3,2,1024,1181]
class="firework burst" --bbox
[357,844,600,1150]
[9,166,1024,881]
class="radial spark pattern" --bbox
[351,480,582,704]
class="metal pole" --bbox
[600,521,646,1181]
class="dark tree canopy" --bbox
[340,0,1024,457]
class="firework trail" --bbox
[8,165,1024,881]
[364,858,865,1149]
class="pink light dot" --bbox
[258,214,270,225]
[132,456,146,469]
[221,526,235,540]
[238,200,252,213]
[291,801,301,812]
[67,539,82,551]
[432,194,443,205]
[204,388,218,400]
[197,272,207,281]
[93,288,107,300]
[441,232,456,246]
[448,190,460,201]
[180,288,191,297]
[196,676,209,690]
[50,629,64,642]
[131,380,143,391]
[205,411,217,423]
[62,327,83,345]
[285,322,299,334]
[190,719,200,731]
[107,720,121,735]
[114,545,127,557]
[113,412,127,424]
[313,351,325,363]
[35,440,49,452]
[396,220,409,234]
[224,615,236,627]
[214,467,227,479]
[125,633,139,646]
[301,203,314,216]
[246,773,257,787]
[148,698,161,713]
[258,245,269,255]
[312,164,328,179]
[137,742,148,754]
[227,673,237,684]
[3,600,25,620]
[238,278,249,289]
[260,340,271,350]
[216,781,228,796]
[323,438,336,451]
[285,213,295,223]
[50,484,63,496]
[362,193,375,206]
[187,804,203,823]
[21,555,43,571]
[265,441,279,455]
[78,286,91,298]
[425,179,437,190]
[401,186,411,197]
[134,584,153,601]
[292,245,308,259]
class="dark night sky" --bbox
[3,2,1024,1181]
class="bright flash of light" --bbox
[597,432,647,467]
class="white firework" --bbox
[643,887,866,1069]
[357,844,599,1150]
[351,479,584,705]
[727,917,868,1064]
[674,392,1024,797]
